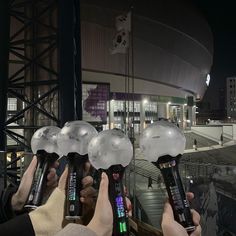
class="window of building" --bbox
[7,98,17,111]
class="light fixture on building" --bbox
[168,101,171,105]
[143,98,148,104]
[206,74,211,86]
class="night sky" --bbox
[193,0,236,109]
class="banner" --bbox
[115,12,131,32]
[110,11,131,54]
[110,29,129,54]
[82,83,109,123]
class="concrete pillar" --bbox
[140,100,146,133]
[187,106,193,128]
[192,106,196,125]
[157,103,167,119]
[179,105,185,129]
[109,100,115,129]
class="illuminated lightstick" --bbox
[88,129,133,236]
[57,120,98,220]
[25,126,61,210]
[139,121,195,233]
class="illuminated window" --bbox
[7,98,17,111]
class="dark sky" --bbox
[193,0,236,109]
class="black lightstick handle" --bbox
[157,156,195,233]
[25,150,58,210]
[105,165,129,236]
[65,153,86,220]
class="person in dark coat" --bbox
[148,176,153,189]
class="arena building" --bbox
[79,0,213,134]
[3,0,213,148]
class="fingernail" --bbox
[128,204,132,211]
[101,172,105,179]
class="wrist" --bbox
[11,192,25,212]
[87,219,112,236]
[29,188,66,236]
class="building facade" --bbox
[80,0,213,132]
[226,76,236,119]
[5,0,214,147]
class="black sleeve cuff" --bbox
[0,185,18,223]
[0,213,35,236]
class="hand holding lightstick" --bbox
[139,121,195,233]
[25,126,61,210]
[57,120,98,220]
[88,129,133,236]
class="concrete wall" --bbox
[223,125,233,139]
[191,125,223,142]
[232,124,236,141]
[192,124,236,142]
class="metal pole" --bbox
[0,151,7,188]
[58,0,82,126]
[0,0,10,151]
[74,0,83,120]
[130,5,137,218]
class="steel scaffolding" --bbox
[0,0,82,184]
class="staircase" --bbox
[136,189,166,229]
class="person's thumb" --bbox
[24,156,38,177]
[162,200,174,221]
[58,166,68,191]
[96,172,109,204]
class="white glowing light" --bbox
[31,126,61,155]
[206,74,211,86]
[88,129,133,169]
[139,120,186,162]
[57,120,98,156]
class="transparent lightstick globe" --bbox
[31,126,61,155]
[88,129,133,169]
[139,121,186,162]
[57,120,98,156]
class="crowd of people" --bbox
[0,157,201,236]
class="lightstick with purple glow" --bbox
[88,129,133,236]
[25,126,61,210]
[57,120,98,220]
[139,121,195,233]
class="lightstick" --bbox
[88,129,133,236]
[139,121,195,233]
[25,126,61,210]
[57,120,98,220]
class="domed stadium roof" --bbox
[80,0,213,99]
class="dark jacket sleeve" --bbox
[0,213,35,236]
[0,185,18,223]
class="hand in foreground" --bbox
[58,161,97,225]
[11,156,59,211]
[80,162,98,223]
[161,192,201,236]
[87,172,113,236]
